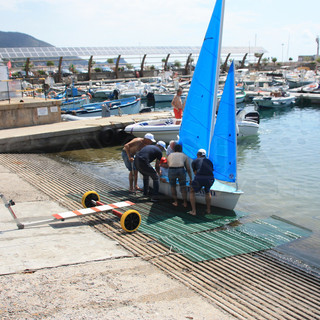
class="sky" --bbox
[0,0,319,62]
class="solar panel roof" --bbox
[0,46,267,59]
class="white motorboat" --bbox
[125,118,181,142]
[301,82,319,93]
[236,108,260,137]
[125,108,259,142]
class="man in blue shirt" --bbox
[134,141,166,201]
[190,149,214,215]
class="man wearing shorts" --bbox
[171,88,184,121]
[190,149,214,215]
[122,133,155,192]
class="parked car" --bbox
[61,69,73,77]
[17,70,34,78]
[75,68,87,74]
[102,66,112,72]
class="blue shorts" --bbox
[191,176,214,193]
[168,167,186,187]
[122,149,136,171]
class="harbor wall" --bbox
[0,99,61,129]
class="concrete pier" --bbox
[0,110,172,153]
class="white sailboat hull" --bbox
[152,179,242,211]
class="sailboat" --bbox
[157,0,243,210]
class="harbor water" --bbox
[53,100,320,275]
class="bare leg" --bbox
[205,192,211,214]
[129,171,134,191]
[133,170,142,191]
[171,186,178,206]
[189,188,196,215]
[181,186,188,208]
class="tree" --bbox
[271,57,277,65]
[174,60,181,68]
[46,61,54,67]
[107,58,114,64]
[126,63,134,70]
[289,57,293,62]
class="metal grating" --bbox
[0,153,319,320]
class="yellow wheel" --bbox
[81,191,100,208]
[120,209,141,232]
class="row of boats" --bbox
[48,69,320,118]
[51,76,315,144]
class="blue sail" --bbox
[179,0,224,159]
[210,61,237,182]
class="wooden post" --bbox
[115,55,121,79]
[184,53,192,75]
[140,54,147,77]
[240,53,248,68]
[88,55,93,80]
[25,58,30,78]
[222,53,231,72]
[58,57,63,83]
[256,53,264,71]
[164,54,170,71]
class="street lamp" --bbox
[282,43,284,62]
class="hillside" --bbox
[0,31,53,48]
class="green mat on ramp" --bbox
[139,210,246,239]
[156,216,311,262]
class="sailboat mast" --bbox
[208,0,225,156]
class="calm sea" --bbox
[53,100,320,275]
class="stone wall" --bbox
[0,99,61,129]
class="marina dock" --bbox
[0,107,172,153]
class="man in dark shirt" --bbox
[134,141,167,201]
[190,149,214,215]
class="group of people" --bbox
[122,135,215,216]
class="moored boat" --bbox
[76,96,141,117]
[253,91,295,108]
[124,108,259,142]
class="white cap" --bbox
[157,141,167,151]
[198,148,206,156]
[144,133,156,142]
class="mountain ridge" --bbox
[0,31,53,48]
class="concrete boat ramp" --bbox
[0,110,172,153]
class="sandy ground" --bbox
[0,163,235,320]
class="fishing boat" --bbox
[124,108,259,142]
[76,96,141,116]
[60,96,91,113]
[155,0,243,210]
